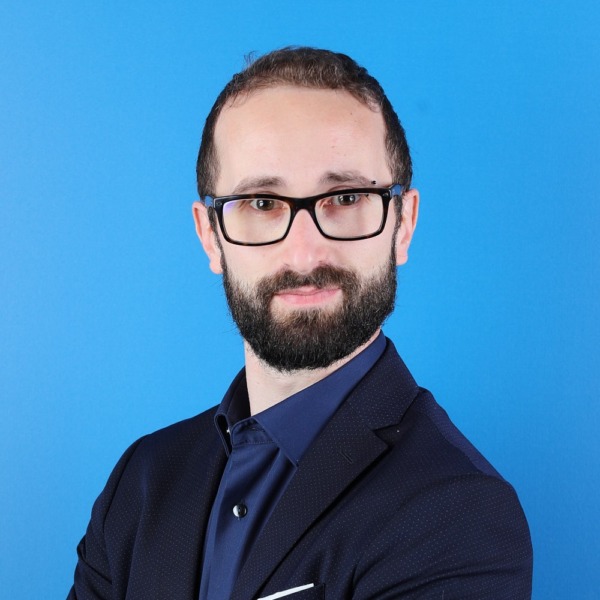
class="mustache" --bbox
[257,265,360,298]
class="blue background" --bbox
[1,1,598,597]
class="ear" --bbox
[395,188,419,266]
[192,201,223,275]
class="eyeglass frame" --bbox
[204,183,404,247]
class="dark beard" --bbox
[222,255,397,372]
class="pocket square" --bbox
[258,583,314,599]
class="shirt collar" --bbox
[214,370,249,454]
[214,332,386,464]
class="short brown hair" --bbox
[196,47,412,202]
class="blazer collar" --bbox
[345,337,419,430]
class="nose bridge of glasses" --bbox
[287,195,322,229]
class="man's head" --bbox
[193,48,419,372]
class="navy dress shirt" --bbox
[199,333,386,600]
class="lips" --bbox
[275,285,336,296]
[273,286,340,307]
[262,266,355,295]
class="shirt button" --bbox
[233,503,248,519]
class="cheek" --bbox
[354,227,397,269]
[223,249,272,284]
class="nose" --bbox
[279,208,331,273]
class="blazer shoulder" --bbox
[351,372,533,596]
[366,340,506,481]
[72,406,226,599]
[131,405,219,460]
[89,405,220,520]
[407,387,504,479]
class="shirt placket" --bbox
[203,420,277,600]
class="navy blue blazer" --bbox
[69,340,532,599]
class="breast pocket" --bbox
[289,584,324,599]
[258,583,325,600]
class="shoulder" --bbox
[395,386,503,479]
[347,349,533,595]
[358,338,507,481]
[350,338,532,554]
[109,405,220,483]
[72,407,226,597]
[130,406,219,461]
[92,406,221,516]
[377,385,528,530]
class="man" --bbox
[70,48,532,599]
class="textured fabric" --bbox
[68,338,533,599]
[200,421,280,599]
[200,334,385,600]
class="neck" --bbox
[244,329,381,415]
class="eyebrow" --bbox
[231,176,285,195]
[230,171,375,196]
[319,171,374,187]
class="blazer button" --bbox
[233,503,248,518]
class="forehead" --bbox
[213,86,390,194]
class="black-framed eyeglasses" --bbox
[204,184,403,246]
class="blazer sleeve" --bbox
[67,437,146,600]
[352,473,533,599]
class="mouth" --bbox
[272,285,341,307]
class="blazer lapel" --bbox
[231,339,419,600]
[230,400,385,600]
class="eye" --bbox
[331,193,364,206]
[249,198,278,211]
